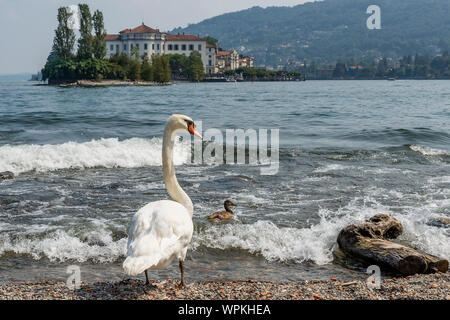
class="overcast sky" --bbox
[0,0,314,74]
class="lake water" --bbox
[0,80,449,284]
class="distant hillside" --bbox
[172,0,450,68]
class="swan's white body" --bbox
[123,200,193,275]
[123,115,200,282]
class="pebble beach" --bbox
[0,273,448,300]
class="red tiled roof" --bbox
[206,43,216,48]
[217,51,232,57]
[119,24,161,34]
[105,34,120,41]
[166,34,205,41]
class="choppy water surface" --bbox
[0,80,449,283]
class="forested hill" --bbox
[172,0,450,68]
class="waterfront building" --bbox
[105,23,209,72]
[216,49,239,72]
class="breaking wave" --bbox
[192,196,450,265]
[0,229,127,263]
[0,137,191,174]
[409,144,449,156]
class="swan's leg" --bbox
[179,260,185,287]
[145,270,150,285]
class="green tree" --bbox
[205,36,218,47]
[152,55,171,83]
[128,46,141,81]
[167,54,189,78]
[187,51,204,81]
[141,54,153,81]
[92,10,107,59]
[110,52,131,69]
[77,4,93,60]
[46,45,58,62]
[152,55,162,82]
[161,55,172,83]
[53,7,76,59]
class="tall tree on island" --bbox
[205,36,218,47]
[53,7,76,60]
[128,46,141,81]
[152,55,171,83]
[141,54,153,81]
[77,4,93,60]
[161,55,171,83]
[152,55,162,83]
[92,10,107,59]
[188,51,204,81]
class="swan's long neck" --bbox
[162,124,193,217]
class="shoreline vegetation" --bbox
[0,273,448,300]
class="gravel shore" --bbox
[0,273,448,300]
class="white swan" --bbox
[123,114,202,287]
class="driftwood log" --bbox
[337,214,448,275]
[0,171,14,179]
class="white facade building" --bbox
[105,23,211,73]
[205,44,217,75]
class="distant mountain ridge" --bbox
[172,0,450,68]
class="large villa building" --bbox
[105,23,253,75]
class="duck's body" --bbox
[207,211,234,222]
[123,114,202,287]
[207,200,236,222]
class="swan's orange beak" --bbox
[188,122,202,140]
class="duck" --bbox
[207,200,237,222]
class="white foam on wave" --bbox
[191,203,384,265]
[2,201,448,265]
[314,164,355,173]
[191,191,450,264]
[2,178,448,265]
[0,137,191,174]
[427,176,450,184]
[409,145,449,156]
[399,214,449,260]
[0,229,127,263]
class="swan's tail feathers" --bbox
[122,256,159,276]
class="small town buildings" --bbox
[105,23,254,75]
[105,23,209,73]
[239,56,254,68]
[216,49,240,72]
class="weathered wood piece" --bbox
[337,214,448,275]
